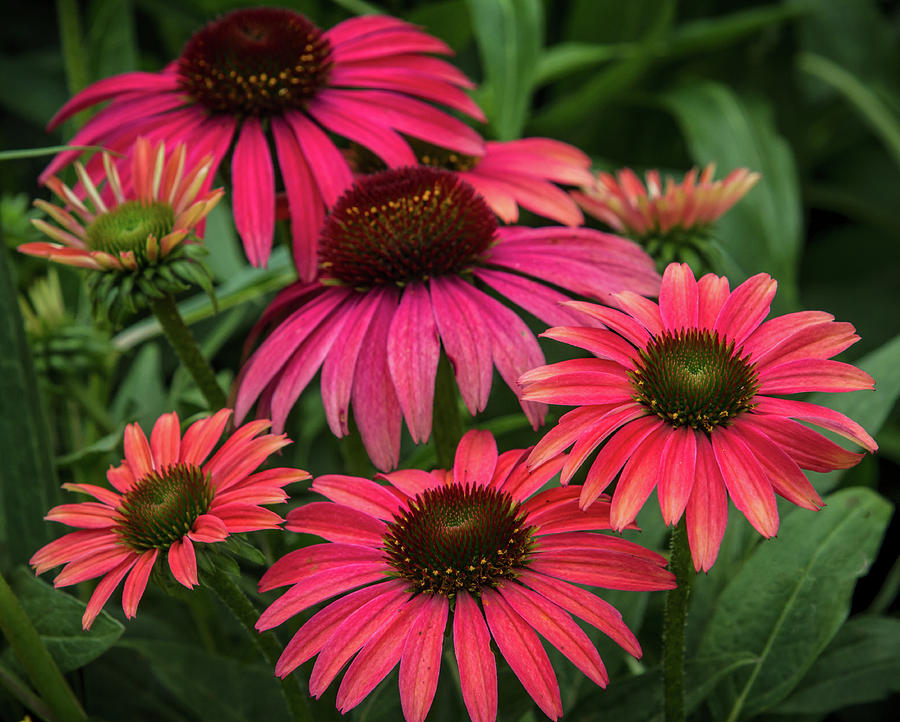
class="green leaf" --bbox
[0,247,58,564]
[772,615,900,714]
[535,42,632,87]
[108,342,168,429]
[9,567,124,674]
[806,331,900,494]
[465,0,543,140]
[799,53,900,171]
[699,487,892,720]
[663,81,802,311]
[118,639,290,722]
[85,0,138,81]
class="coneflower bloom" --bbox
[20,136,222,320]
[30,410,307,630]
[257,429,675,722]
[42,7,485,274]
[520,263,877,571]
[234,166,660,471]
[572,164,759,266]
[351,136,594,226]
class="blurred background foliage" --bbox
[1,0,899,720]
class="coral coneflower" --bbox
[257,429,675,721]
[20,137,221,320]
[572,164,759,267]
[30,410,307,629]
[520,263,877,571]
[42,7,485,274]
[235,166,660,470]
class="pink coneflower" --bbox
[351,136,594,226]
[30,410,307,630]
[256,429,675,722]
[520,263,877,572]
[42,7,485,275]
[20,136,222,319]
[234,166,660,471]
[572,164,759,266]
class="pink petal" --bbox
[686,436,729,571]
[581,416,663,508]
[713,273,777,345]
[45,502,119,529]
[122,549,157,618]
[541,326,639,369]
[562,301,651,347]
[758,359,875,394]
[308,582,412,695]
[657,427,698,525]
[518,569,641,658]
[740,310,836,362]
[209,504,283,532]
[149,412,181,469]
[260,543,388,590]
[659,262,699,331]
[54,547,134,587]
[337,596,431,714]
[399,595,449,722]
[387,282,440,444]
[179,409,232,466]
[560,403,647,485]
[697,273,731,327]
[285,502,386,547]
[312,475,404,520]
[519,358,633,406]
[501,453,567,503]
[167,538,198,588]
[613,291,664,337]
[529,550,676,591]
[712,429,779,538]
[453,592,497,722]
[481,589,563,720]
[123,422,153,479]
[474,268,589,328]
[376,469,441,498]
[453,429,498,486]
[83,556,138,630]
[188,514,229,543]
[610,423,670,530]
[283,109,353,209]
[60,482,121,507]
[752,396,877,452]
[526,406,615,468]
[30,529,117,573]
[231,118,275,267]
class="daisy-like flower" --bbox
[520,263,877,571]
[351,136,594,226]
[572,164,760,267]
[20,137,222,321]
[257,429,675,722]
[30,410,308,630]
[234,166,660,471]
[43,7,485,275]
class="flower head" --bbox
[520,263,877,571]
[572,165,759,267]
[351,136,594,226]
[235,166,660,470]
[43,7,485,275]
[21,137,222,321]
[30,410,308,629]
[257,429,675,722]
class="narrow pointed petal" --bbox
[122,549,157,618]
[312,475,404,520]
[657,427,698,525]
[83,557,138,630]
[712,430,779,537]
[713,273,777,344]
[399,595,449,722]
[453,592,497,722]
[179,409,232,466]
[686,437,728,571]
[758,358,874,394]
[232,118,275,267]
[752,396,877,452]
[285,502,386,547]
[610,423,669,530]
[581,416,662,508]
[123,422,153,478]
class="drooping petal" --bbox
[231,117,275,267]
[685,435,729,571]
[83,556,139,630]
[168,537,198,588]
[285,502,387,547]
[657,426,698,525]
[711,429,779,538]
[399,594,449,722]
[122,549,157,619]
[610,423,670,530]
[453,591,497,722]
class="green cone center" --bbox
[318,167,498,287]
[177,7,332,115]
[85,201,174,257]
[116,463,213,551]
[630,328,758,432]
[383,484,534,597]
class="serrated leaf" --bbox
[663,82,802,311]
[9,567,123,673]
[700,487,892,720]
[772,615,900,714]
[465,0,542,140]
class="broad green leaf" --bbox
[806,331,900,494]
[201,199,247,282]
[108,342,168,429]
[664,82,802,311]
[9,567,124,674]
[535,42,632,87]
[119,639,290,722]
[0,247,58,564]
[85,0,138,81]
[700,487,892,720]
[799,53,900,171]
[771,615,900,714]
[465,0,542,140]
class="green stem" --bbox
[149,294,227,411]
[204,565,312,722]
[431,353,465,469]
[56,0,90,129]
[0,660,54,721]
[662,518,694,722]
[0,570,86,722]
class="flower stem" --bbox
[203,564,312,722]
[0,570,86,722]
[432,353,465,469]
[149,294,227,411]
[663,518,694,722]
